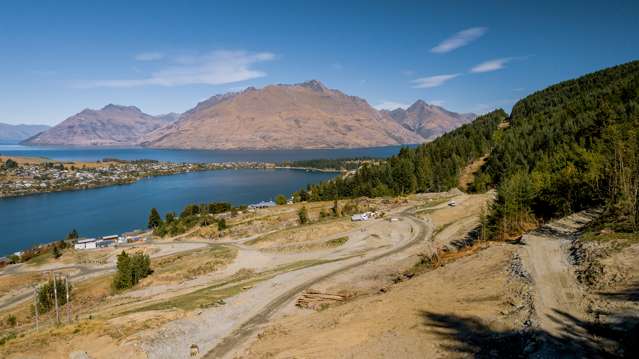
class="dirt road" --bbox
[0,241,209,311]
[519,210,601,357]
[201,209,430,359]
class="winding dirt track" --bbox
[203,209,431,359]
[0,240,213,311]
[519,210,600,357]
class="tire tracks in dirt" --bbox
[203,209,431,359]
[519,210,601,357]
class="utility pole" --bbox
[52,272,60,325]
[33,286,39,331]
[65,275,71,323]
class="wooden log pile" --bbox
[296,289,348,310]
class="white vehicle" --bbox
[448,200,457,207]
[351,213,369,221]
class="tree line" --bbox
[295,109,506,201]
[148,202,234,237]
[278,158,378,171]
[481,60,639,237]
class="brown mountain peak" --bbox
[298,80,328,92]
[142,80,423,150]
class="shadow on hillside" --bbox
[421,307,638,358]
[599,282,639,302]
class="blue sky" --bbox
[1,0,638,125]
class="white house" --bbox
[121,230,145,243]
[74,238,97,250]
[249,200,277,209]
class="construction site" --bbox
[0,189,637,358]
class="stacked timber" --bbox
[296,289,348,310]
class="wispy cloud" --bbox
[374,101,410,110]
[81,50,275,88]
[331,62,343,70]
[470,57,513,73]
[431,27,487,54]
[412,74,460,88]
[134,52,165,61]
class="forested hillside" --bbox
[297,109,506,200]
[299,60,639,238]
[483,60,639,237]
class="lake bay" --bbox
[0,146,405,255]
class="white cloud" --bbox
[331,62,343,70]
[470,58,512,73]
[374,101,410,110]
[134,52,165,61]
[82,50,275,88]
[431,27,487,54]
[412,73,460,88]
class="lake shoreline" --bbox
[1,156,345,199]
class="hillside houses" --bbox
[73,232,148,251]
[0,158,276,198]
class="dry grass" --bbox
[246,218,359,248]
[142,245,237,286]
[126,259,339,313]
[0,272,44,297]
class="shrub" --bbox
[112,251,152,290]
[298,207,309,225]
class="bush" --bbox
[298,207,309,225]
[5,315,16,327]
[112,251,152,290]
[217,218,227,230]
[36,277,71,314]
[2,159,18,170]
[275,194,288,205]
[66,229,79,240]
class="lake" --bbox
[0,169,337,256]
[0,145,409,163]
[0,145,406,256]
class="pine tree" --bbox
[148,208,162,229]
[112,251,132,290]
[66,229,79,240]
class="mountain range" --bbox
[22,80,475,149]
[383,100,476,140]
[0,123,50,144]
[23,105,175,146]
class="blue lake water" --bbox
[0,169,337,256]
[0,145,408,163]
[0,145,407,256]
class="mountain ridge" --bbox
[20,80,475,149]
[0,123,51,143]
[141,80,425,150]
[22,104,176,146]
[383,100,476,140]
